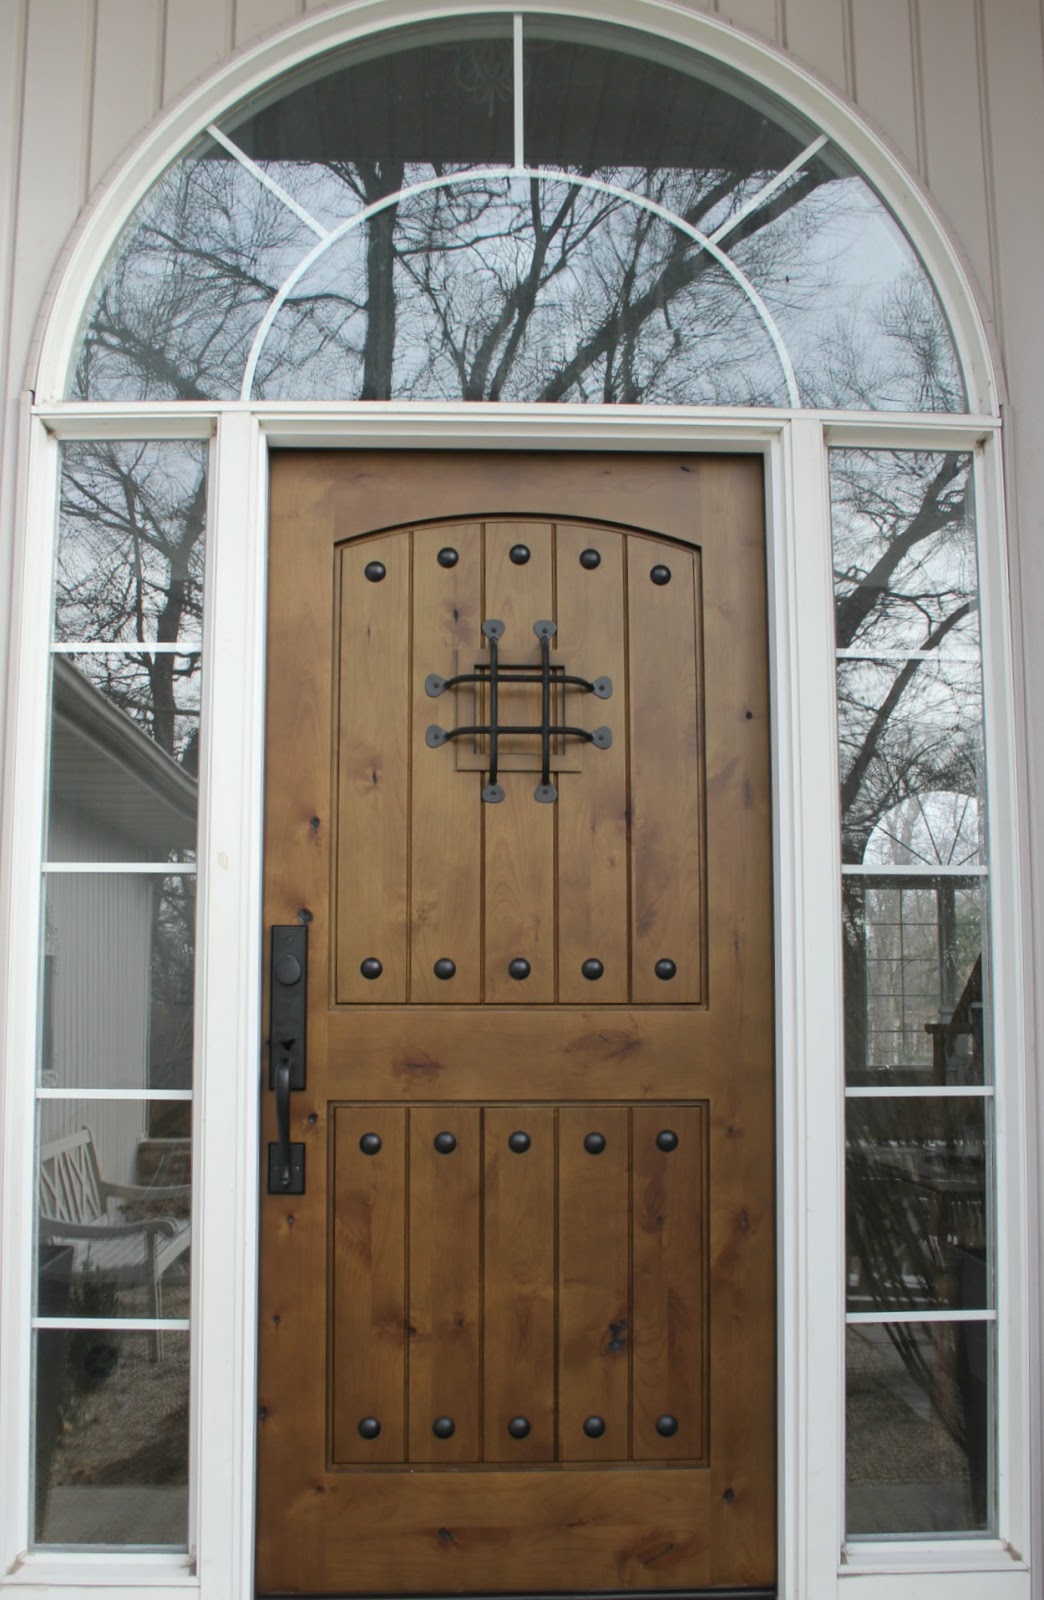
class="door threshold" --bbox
[260,1590,777,1599]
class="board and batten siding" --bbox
[0,0,1042,1578]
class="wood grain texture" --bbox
[632,1105,708,1462]
[258,452,775,1596]
[555,523,630,1003]
[628,539,704,1005]
[558,1106,631,1462]
[336,532,411,1002]
[482,1106,556,1463]
[481,522,556,1004]
[407,1105,481,1463]
[331,1105,406,1464]
[409,523,484,1003]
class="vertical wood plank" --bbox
[483,1107,555,1462]
[336,532,411,1002]
[632,1105,708,1461]
[784,0,849,93]
[555,524,629,1004]
[850,0,920,173]
[558,1106,630,1462]
[410,523,483,1003]
[915,0,995,311]
[331,1106,406,1464]
[91,0,162,190]
[408,1106,481,1462]
[162,0,230,103]
[482,523,556,1003]
[628,538,704,1005]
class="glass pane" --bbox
[836,658,983,865]
[225,18,514,228]
[70,135,317,401]
[732,161,965,413]
[56,441,207,645]
[34,1329,189,1546]
[37,1099,192,1320]
[252,174,791,404]
[47,655,199,863]
[523,19,815,193]
[831,451,977,653]
[847,1321,992,1535]
[843,875,985,1086]
[847,1097,990,1311]
[41,877,195,1092]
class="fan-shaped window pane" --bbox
[252,175,790,404]
[67,16,967,409]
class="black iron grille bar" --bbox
[425,618,612,805]
[540,624,552,794]
[488,623,500,797]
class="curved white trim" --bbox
[28,0,999,414]
[239,164,800,405]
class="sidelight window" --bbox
[31,440,206,1548]
[831,448,995,1536]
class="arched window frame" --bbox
[0,5,1030,1600]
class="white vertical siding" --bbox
[849,0,922,172]
[162,0,234,104]
[91,0,164,192]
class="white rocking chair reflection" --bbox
[38,1126,190,1358]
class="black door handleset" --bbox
[268,924,307,1194]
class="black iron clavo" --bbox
[425,618,612,804]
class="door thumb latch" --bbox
[268,925,307,1194]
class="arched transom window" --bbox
[72,15,965,410]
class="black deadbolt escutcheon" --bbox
[434,1131,457,1154]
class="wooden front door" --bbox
[257,452,775,1597]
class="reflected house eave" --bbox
[49,657,197,857]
